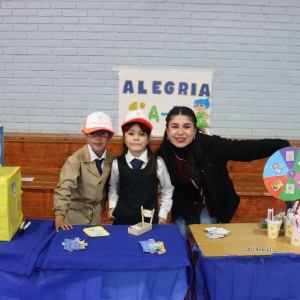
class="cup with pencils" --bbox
[266,208,284,239]
[283,216,292,238]
[288,201,300,246]
[283,201,299,238]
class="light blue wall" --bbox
[0,0,299,139]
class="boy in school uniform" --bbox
[53,111,116,231]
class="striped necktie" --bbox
[131,158,143,170]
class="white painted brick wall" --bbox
[0,0,299,139]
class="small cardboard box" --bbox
[128,207,155,236]
[128,222,152,236]
[0,167,23,241]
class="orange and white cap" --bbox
[82,111,115,135]
[121,110,153,132]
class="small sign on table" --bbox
[128,206,155,236]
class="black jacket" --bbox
[157,134,290,224]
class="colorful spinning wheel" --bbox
[263,146,300,201]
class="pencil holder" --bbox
[291,226,300,246]
[283,216,292,238]
[266,219,282,239]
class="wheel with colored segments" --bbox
[263,146,300,201]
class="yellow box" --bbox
[0,167,23,241]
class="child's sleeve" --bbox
[53,157,80,217]
[108,159,120,209]
[157,157,174,220]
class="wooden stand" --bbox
[128,207,155,236]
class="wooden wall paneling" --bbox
[4,133,300,224]
[231,196,284,223]
[22,189,56,220]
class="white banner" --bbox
[118,69,213,136]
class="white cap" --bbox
[121,110,153,132]
[82,111,115,135]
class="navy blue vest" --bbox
[113,155,158,225]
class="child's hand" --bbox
[107,208,115,220]
[55,215,73,232]
[158,217,167,225]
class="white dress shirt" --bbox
[88,144,106,171]
[108,149,174,220]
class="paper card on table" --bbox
[206,233,222,239]
[205,227,230,238]
[22,177,35,182]
[130,225,141,230]
[148,243,161,253]
[63,237,88,251]
[157,242,166,253]
[205,227,229,235]
[83,226,110,237]
[139,239,166,254]
[63,239,70,250]
[139,241,152,252]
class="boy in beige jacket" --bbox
[53,111,116,231]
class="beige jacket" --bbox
[53,145,116,224]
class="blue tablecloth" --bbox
[0,222,192,300]
[0,219,55,276]
[37,224,192,272]
[193,244,300,300]
[100,269,188,300]
[0,269,102,300]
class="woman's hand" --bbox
[55,215,73,232]
[158,217,167,225]
[107,208,115,221]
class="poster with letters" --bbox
[118,69,213,136]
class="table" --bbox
[0,220,192,300]
[189,223,300,300]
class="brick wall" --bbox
[0,0,299,139]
